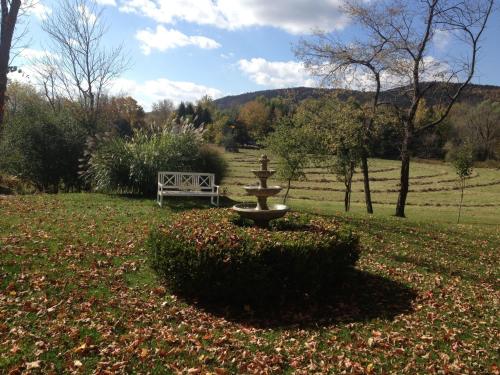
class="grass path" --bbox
[222,149,500,225]
[1,194,499,374]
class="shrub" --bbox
[147,209,360,306]
[83,130,227,195]
[0,113,86,192]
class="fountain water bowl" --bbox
[232,154,289,227]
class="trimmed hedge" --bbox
[147,209,360,306]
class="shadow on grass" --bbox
[117,194,238,210]
[186,270,417,329]
[156,196,238,211]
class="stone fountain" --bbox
[232,154,289,227]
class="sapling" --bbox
[451,146,474,224]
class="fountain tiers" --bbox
[232,154,289,227]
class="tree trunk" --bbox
[457,180,465,224]
[283,178,291,204]
[361,153,373,214]
[0,0,22,127]
[344,186,350,212]
[396,129,412,217]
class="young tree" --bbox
[331,144,360,212]
[295,10,392,214]
[37,0,128,132]
[451,145,474,224]
[325,100,365,212]
[266,117,312,204]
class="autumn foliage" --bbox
[148,209,360,306]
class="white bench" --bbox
[157,172,220,207]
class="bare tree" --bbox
[38,0,129,131]
[301,0,494,218]
[296,26,392,214]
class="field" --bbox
[223,148,500,225]
[0,151,499,374]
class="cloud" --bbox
[433,29,451,51]
[237,58,316,88]
[96,0,117,5]
[111,77,223,109]
[19,48,59,61]
[220,52,234,59]
[119,0,348,34]
[136,26,221,54]
[29,2,52,20]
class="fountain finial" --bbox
[259,154,269,171]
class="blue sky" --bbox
[13,0,500,110]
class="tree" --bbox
[237,100,271,141]
[149,99,174,128]
[177,102,186,118]
[295,10,392,214]
[0,0,22,127]
[324,99,365,212]
[266,117,312,204]
[450,100,500,160]
[99,95,145,136]
[451,145,474,224]
[37,0,128,132]
[343,0,493,218]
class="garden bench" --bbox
[157,172,220,207]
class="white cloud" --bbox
[96,0,117,5]
[119,0,348,34]
[220,52,234,59]
[111,77,223,109]
[238,58,316,88]
[433,29,451,51]
[136,26,221,54]
[29,2,52,20]
[19,48,59,61]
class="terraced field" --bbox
[222,148,500,225]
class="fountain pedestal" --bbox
[232,155,289,227]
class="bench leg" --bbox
[210,194,219,207]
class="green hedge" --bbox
[147,209,360,306]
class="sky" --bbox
[12,0,500,111]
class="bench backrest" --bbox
[158,172,215,190]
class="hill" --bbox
[214,83,500,110]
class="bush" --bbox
[0,113,86,192]
[147,209,360,306]
[83,131,227,195]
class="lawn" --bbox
[1,151,499,374]
[223,148,500,225]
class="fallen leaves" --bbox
[0,194,498,374]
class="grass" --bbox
[0,151,499,373]
[222,148,500,225]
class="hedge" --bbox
[147,209,360,306]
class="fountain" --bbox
[232,154,289,227]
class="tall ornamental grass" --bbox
[83,130,226,195]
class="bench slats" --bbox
[157,172,220,207]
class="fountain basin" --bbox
[232,203,289,226]
[244,186,282,197]
[252,170,276,179]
